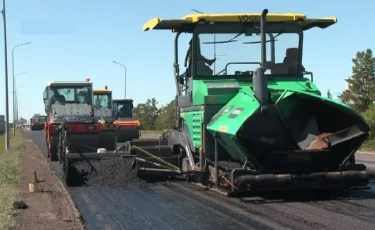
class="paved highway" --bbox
[26,130,375,230]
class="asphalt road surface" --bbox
[26,130,375,230]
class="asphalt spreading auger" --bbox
[56,9,375,196]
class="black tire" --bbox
[45,141,49,159]
[117,136,126,143]
[63,156,71,186]
[49,141,58,162]
[106,136,117,151]
[99,134,117,150]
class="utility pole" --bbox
[2,0,9,150]
[112,61,127,99]
[12,42,31,136]
[211,34,226,75]
[13,72,25,123]
[214,34,216,74]
[14,84,24,125]
[15,93,23,123]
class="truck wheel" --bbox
[45,141,49,158]
[49,141,58,162]
[47,141,51,159]
[117,136,125,143]
[63,157,71,186]
[105,136,117,151]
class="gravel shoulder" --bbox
[14,131,84,230]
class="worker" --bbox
[50,88,66,104]
[184,37,216,77]
[118,105,125,117]
[95,95,101,109]
[118,104,132,118]
[76,89,91,104]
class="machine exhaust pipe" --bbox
[260,9,268,70]
[253,9,269,111]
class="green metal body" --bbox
[181,77,368,168]
[136,10,372,193]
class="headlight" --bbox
[87,125,95,130]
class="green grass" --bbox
[0,131,24,230]
[141,130,163,134]
[360,139,375,152]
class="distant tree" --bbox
[155,99,176,130]
[362,104,375,140]
[133,98,178,130]
[133,98,160,130]
[326,89,333,99]
[338,49,375,112]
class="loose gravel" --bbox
[68,158,187,188]
[68,158,146,187]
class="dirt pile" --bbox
[69,158,148,187]
[68,157,188,188]
[306,132,332,150]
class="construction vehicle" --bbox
[59,10,373,195]
[30,115,47,131]
[113,99,140,142]
[43,78,100,162]
[93,86,117,150]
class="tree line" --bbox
[133,98,176,131]
[333,48,375,150]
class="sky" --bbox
[0,0,371,120]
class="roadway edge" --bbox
[357,151,375,155]
[22,131,85,228]
[53,166,85,226]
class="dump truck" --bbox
[113,99,140,142]
[93,86,117,150]
[58,9,373,195]
[30,115,47,131]
[43,79,100,162]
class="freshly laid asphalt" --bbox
[26,130,375,230]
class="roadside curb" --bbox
[357,151,375,155]
[53,167,85,227]
[22,131,85,229]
